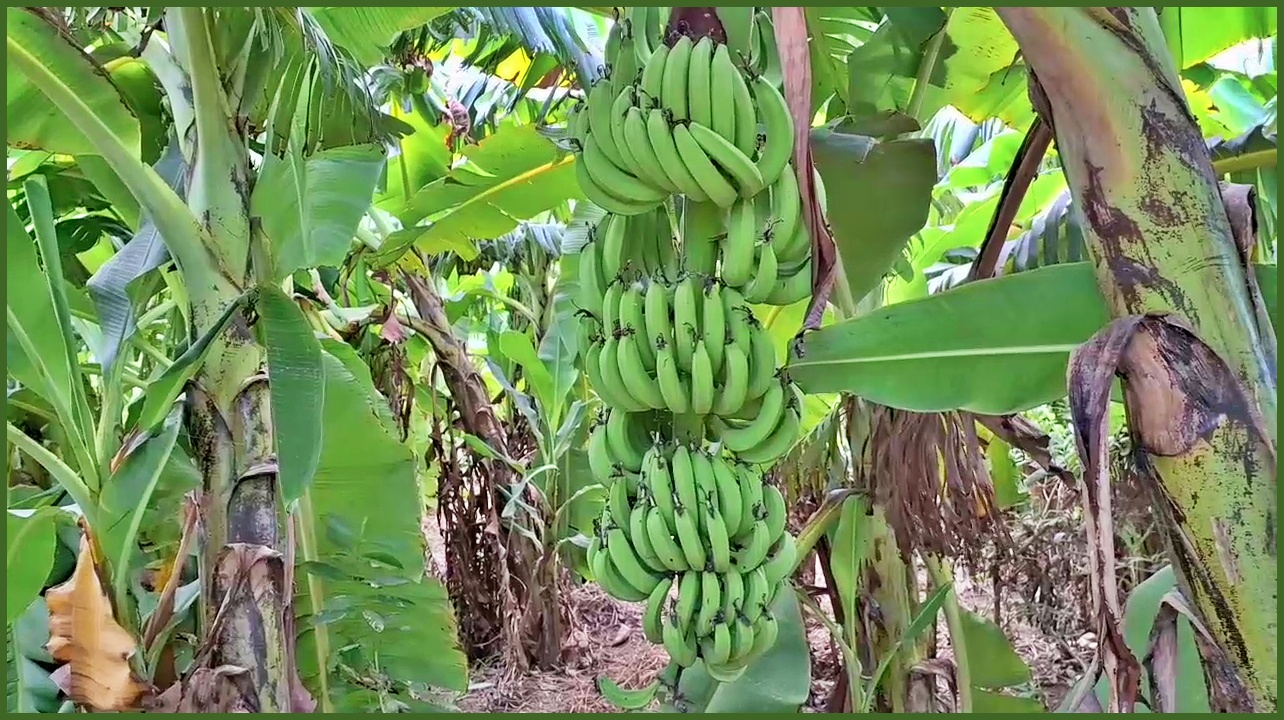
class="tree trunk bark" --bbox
[998,8,1277,710]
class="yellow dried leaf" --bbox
[45,535,147,711]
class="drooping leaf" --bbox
[295,353,468,707]
[5,509,57,625]
[790,264,1111,414]
[85,141,188,374]
[257,287,325,505]
[375,106,452,215]
[392,123,583,262]
[959,609,1032,690]
[310,7,458,66]
[1160,7,1277,69]
[45,535,146,711]
[7,190,95,477]
[827,494,872,641]
[6,8,140,156]
[811,126,936,306]
[98,407,182,605]
[7,598,61,713]
[253,144,387,280]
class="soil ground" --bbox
[424,517,1088,713]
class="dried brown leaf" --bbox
[45,535,148,711]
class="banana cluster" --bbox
[572,9,816,678]
[586,442,796,680]
[570,8,794,215]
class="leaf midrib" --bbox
[792,342,1081,366]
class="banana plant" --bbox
[7,6,467,712]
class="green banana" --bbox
[702,622,733,666]
[722,198,758,287]
[709,42,739,145]
[763,531,798,587]
[674,571,701,633]
[712,342,750,417]
[602,278,623,332]
[588,421,613,483]
[738,400,800,465]
[661,35,693,120]
[587,79,630,171]
[762,483,787,544]
[629,503,667,574]
[767,164,802,258]
[691,450,720,511]
[745,324,777,400]
[583,131,667,206]
[749,74,794,186]
[644,279,674,349]
[647,452,678,526]
[706,504,733,573]
[606,527,664,595]
[714,7,756,62]
[711,456,744,538]
[673,504,708,570]
[601,213,629,277]
[735,463,765,538]
[662,607,699,667]
[687,36,715,129]
[728,54,759,159]
[702,282,727,374]
[672,122,738,208]
[743,567,771,623]
[773,218,811,269]
[609,472,633,530]
[672,276,701,371]
[595,537,651,602]
[617,333,666,409]
[743,242,779,304]
[579,239,607,312]
[721,569,745,621]
[748,611,779,661]
[645,506,688,572]
[671,445,700,513]
[623,106,678,193]
[598,335,649,412]
[765,258,812,306]
[696,572,723,636]
[687,121,766,198]
[639,35,669,104]
[610,84,646,179]
[643,575,673,644]
[718,380,784,453]
[732,520,771,572]
[605,408,648,472]
[689,341,716,415]
[576,149,659,216]
[618,283,655,367]
[645,108,710,202]
[724,287,752,351]
[656,343,691,413]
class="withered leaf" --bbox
[45,535,148,711]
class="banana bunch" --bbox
[572,9,821,677]
[569,9,795,213]
[584,440,798,680]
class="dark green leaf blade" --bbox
[258,287,325,504]
[7,598,61,713]
[6,8,140,156]
[791,264,1111,414]
[5,510,57,625]
[811,127,936,306]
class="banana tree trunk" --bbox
[998,8,1277,710]
[160,9,293,711]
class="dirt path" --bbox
[424,518,1086,712]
